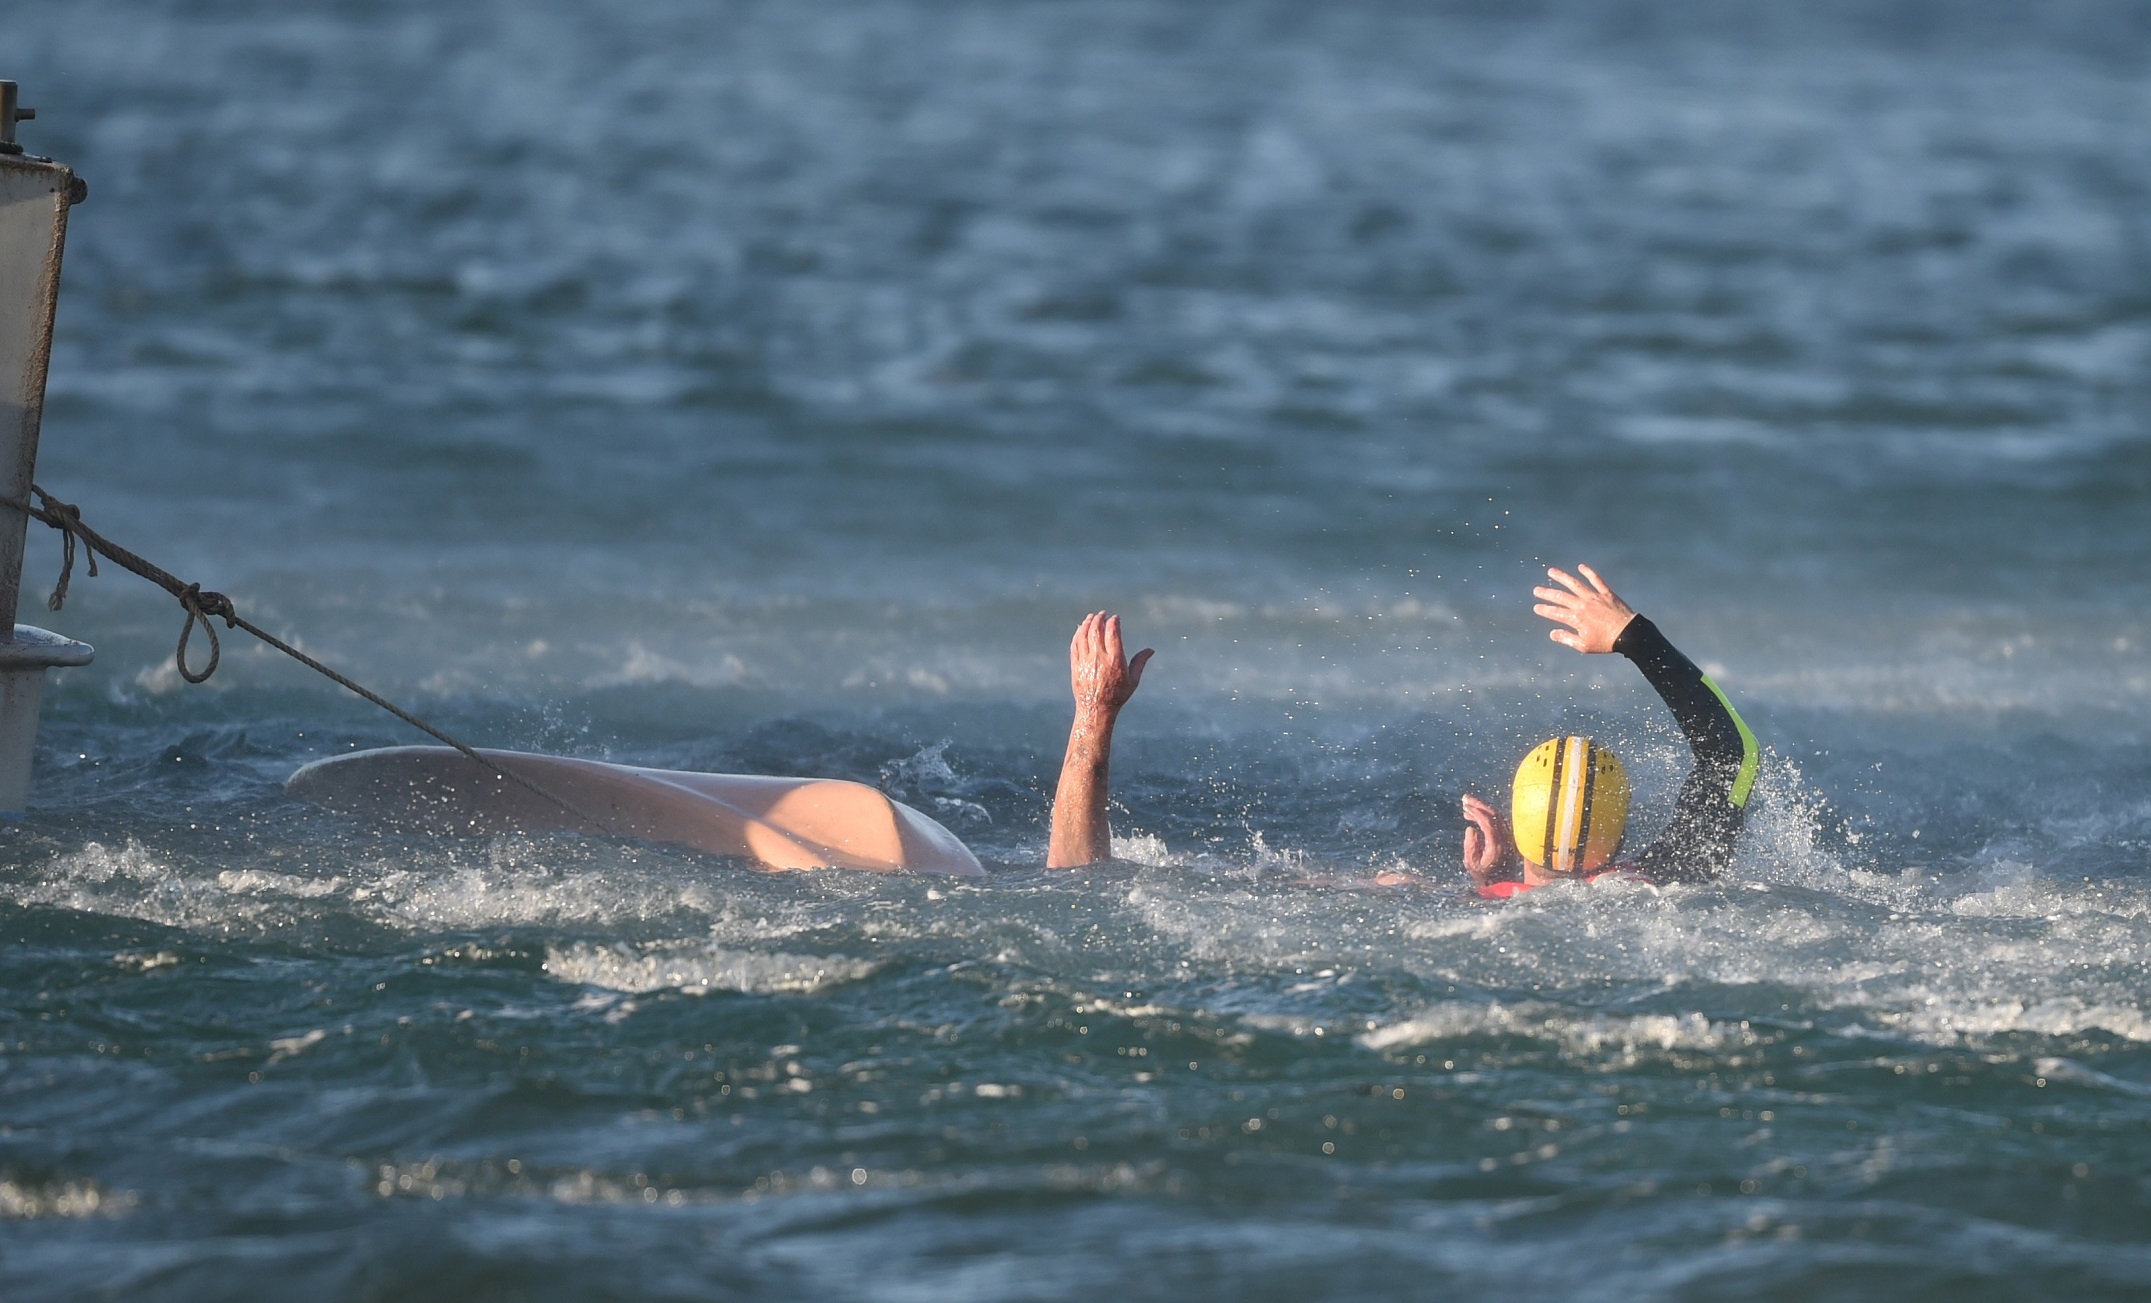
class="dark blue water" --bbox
[6,1,2151,1296]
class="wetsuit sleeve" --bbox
[1613,615,1759,883]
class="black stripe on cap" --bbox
[1577,738,1598,868]
[1542,738,1565,869]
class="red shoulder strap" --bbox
[1477,881,1534,899]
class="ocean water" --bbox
[5,0,2151,1296]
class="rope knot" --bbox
[30,489,95,611]
[194,588,237,625]
[176,583,224,684]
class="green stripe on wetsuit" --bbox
[1700,676,1759,808]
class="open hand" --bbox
[1461,793,1512,885]
[1069,612,1153,718]
[1533,563,1636,655]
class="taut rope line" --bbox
[6,486,603,826]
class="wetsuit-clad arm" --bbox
[1612,615,1759,883]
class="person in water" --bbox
[1456,563,1758,895]
[1040,566,1759,888]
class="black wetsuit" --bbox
[1613,615,1757,883]
[1479,614,1757,895]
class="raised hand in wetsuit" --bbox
[1046,612,1154,868]
[1462,564,1758,891]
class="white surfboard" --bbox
[287,746,984,876]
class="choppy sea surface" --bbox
[6,1,2151,1297]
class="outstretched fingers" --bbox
[1544,567,1592,599]
[1535,595,1588,642]
[1530,563,1633,655]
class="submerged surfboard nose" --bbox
[287,746,984,876]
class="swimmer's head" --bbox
[1511,736,1630,873]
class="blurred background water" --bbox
[4,0,2151,1297]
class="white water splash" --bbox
[544,941,876,995]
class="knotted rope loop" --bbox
[32,490,96,611]
[175,583,226,684]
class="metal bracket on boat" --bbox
[0,626,92,815]
[0,83,33,156]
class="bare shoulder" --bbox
[644,772,984,877]
[289,748,982,877]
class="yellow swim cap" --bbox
[1511,736,1631,872]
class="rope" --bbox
[6,486,603,826]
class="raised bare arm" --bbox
[1045,612,1153,868]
